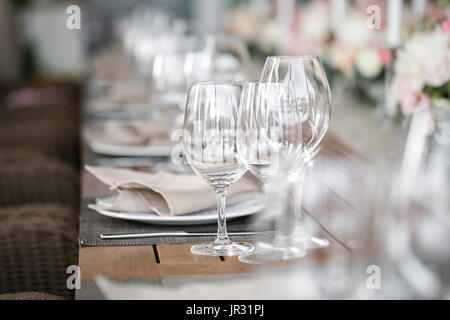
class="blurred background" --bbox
[1,0,448,167]
[1,0,447,77]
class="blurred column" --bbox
[331,0,347,35]
[0,1,21,81]
[385,0,404,117]
[387,0,403,48]
[22,1,85,76]
[192,0,225,34]
[412,0,426,22]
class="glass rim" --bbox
[189,80,242,86]
[241,80,294,87]
[242,80,292,83]
[266,55,320,60]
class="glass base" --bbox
[191,241,254,256]
[295,235,330,250]
[238,241,306,264]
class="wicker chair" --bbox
[0,120,79,166]
[0,292,66,300]
[0,204,79,299]
[0,104,78,126]
[0,146,54,164]
[2,82,80,110]
[0,157,79,208]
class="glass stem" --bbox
[274,178,297,245]
[215,188,231,244]
[294,161,310,231]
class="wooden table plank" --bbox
[156,243,221,264]
[79,246,159,280]
[156,243,255,277]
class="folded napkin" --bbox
[90,47,135,84]
[86,166,263,216]
[84,121,169,147]
[107,81,150,104]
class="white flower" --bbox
[424,51,450,87]
[355,49,382,78]
[258,20,286,52]
[227,6,259,41]
[338,14,371,49]
[394,50,425,91]
[328,43,355,76]
[298,4,330,43]
[394,30,450,90]
[405,32,448,67]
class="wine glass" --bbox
[208,34,255,81]
[183,81,254,256]
[150,47,213,130]
[237,81,306,262]
[389,134,450,298]
[260,55,331,250]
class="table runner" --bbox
[79,199,271,246]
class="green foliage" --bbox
[9,0,31,10]
[424,82,450,100]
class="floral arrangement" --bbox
[225,3,276,60]
[224,1,332,61]
[286,0,331,55]
[392,21,450,116]
[326,1,391,81]
[225,0,449,109]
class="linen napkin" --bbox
[84,121,170,147]
[107,81,150,104]
[86,166,264,216]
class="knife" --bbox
[100,231,273,240]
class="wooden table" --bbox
[75,130,361,300]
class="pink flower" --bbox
[428,2,444,21]
[442,20,450,34]
[400,91,431,115]
[378,47,392,67]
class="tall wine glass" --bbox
[237,81,306,262]
[183,81,254,256]
[150,47,213,133]
[261,56,331,249]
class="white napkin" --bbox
[86,166,263,216]
[84,121,169,147]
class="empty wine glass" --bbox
[208,34,254,81]
[261,55,332,250]
[237,81,306,262]
[183,81,253,256]
[150,47,213,131]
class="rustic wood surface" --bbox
[77,129,358,299]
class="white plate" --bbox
[89,141,172,157]
[94,195,266,225]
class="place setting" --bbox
[81,45,339,260]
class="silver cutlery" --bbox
[100,231,273,240]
